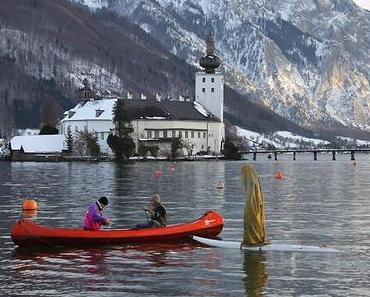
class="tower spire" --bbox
[79,78,93,100]
[206,32,215,56]
[199,31,221,74]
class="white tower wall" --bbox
[195,72,224,122]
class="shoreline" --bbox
[0,155,226,163]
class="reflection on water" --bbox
[21,209,38,219]
[243,252,267,297]
[1,157,370,296]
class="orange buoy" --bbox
[22,199,38,210]
[154,169,163,177]
[275,171,283,179]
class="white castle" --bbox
[59,33,225,157]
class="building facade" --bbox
[59,33,225,157]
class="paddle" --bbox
[144,209,150,222]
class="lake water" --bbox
[1,154,370,296]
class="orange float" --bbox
[22,199,38,210]
[154,169,163,177]
[275,171,283,179]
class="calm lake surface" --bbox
[1,154,370,296]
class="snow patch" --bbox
[236,126,330,148]
[10,135,66,153]
[194,102,210,117]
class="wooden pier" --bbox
[243,148,370,161]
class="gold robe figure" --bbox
[242,165,267,246]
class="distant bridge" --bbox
[241,148,370,161]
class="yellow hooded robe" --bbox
[242,164,267,246]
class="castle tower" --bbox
[79,78,93,101]
[195,32,224,122]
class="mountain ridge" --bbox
[1,0,370,143]
[82,0,370,130]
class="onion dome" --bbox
[199,32,222,74]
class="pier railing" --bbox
[242,148,370,161]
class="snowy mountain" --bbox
[1,0,321,141]
[0,0,195,135]
[74,0,370,130]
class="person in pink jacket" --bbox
[83,196,110,230]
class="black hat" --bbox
[98,196,108,207]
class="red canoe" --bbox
[11,211,224,248]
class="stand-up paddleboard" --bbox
[193,236,341,253]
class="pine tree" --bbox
[108,99,135,160]
[112,99,133,138]
[223,136,242,160]
[171,138,183,160]
[66,126,73,154]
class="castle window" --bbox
[202,77,206,83]
[179,131,182,138]
[68,111,76,118]
[147,130,152,139]
[202,88,205,93]
[155,130,159,138]
[163,131,167,138]
[203,132,206,138]
[95,109,104,117]
[191,131,194,138]
[211,77,214,83]
[211,88,215,93]
[198,131,201,138]
[101,132,104,140]
[172,130,176,138]
[185,131,188,138]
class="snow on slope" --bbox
[69,0,370,131]
[72,0,107,9]
[237,126,330,149]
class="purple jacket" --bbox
[83,202,107,230]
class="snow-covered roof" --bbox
[61,99,115,122]
[10,135,66,153]
[194,101,211,117]
[61,98,219,122]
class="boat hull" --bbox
[192,236,341,253]
[11,211,224,248]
